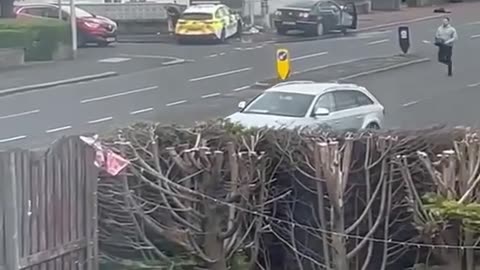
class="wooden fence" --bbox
[0,137,99,270]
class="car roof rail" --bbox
[272,80,315,88]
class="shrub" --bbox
[0,17,70,61]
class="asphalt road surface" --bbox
[1,12,480,149]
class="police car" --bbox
[175,4,242,43]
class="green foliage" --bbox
[0,17,70,61]
[423,193,480,231]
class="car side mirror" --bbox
[238,101,247,109]
[314,107,330,116]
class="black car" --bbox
[273,0,357,36]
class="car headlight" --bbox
[299,12,309,18]
[274,10,282,16]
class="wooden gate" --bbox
[0,137,98,270]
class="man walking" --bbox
[435,17,458,76]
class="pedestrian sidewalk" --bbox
[359,1,480,31]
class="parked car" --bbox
[273,0,357,36]
[175,4,242,43]
[14,3,118,47]
[226,81,384,130]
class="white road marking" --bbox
[422,40,432,44]
[98,57,131,63]
[189,67,252,82]
[208,54,218,58]
[130,107,154,115]
[0,109,40,120]
[402,100,420,107]
[119,54,177,60]
[88,117,113,124]
[232,85,250,92]
[219,52,226,56]
[166,100,187,107]
[291,51,328,61]
[80,86,158,104]
[202,92,221,98]
[466,21,480,25]
[0,135,27,143]
[468,82,480,88]
[471,34,480,39]
[46,125,72,133]
[367,39,390,45]
[255,82,270,87]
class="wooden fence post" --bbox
[85,146,99,270]
[1,152,20,270]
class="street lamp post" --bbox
[70,0,77,59]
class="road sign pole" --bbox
[70,0,77,59]
[276,48,291,81]
[398,26,410,54]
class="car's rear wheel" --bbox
[277,27,287,35]
[366,122,380,130]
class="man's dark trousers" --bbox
[438,44,453,76]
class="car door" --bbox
[316,1,341,30]
[331,90,364,130]
[341,2,357,29]
[307,92,337,129]
[223,7,238,36]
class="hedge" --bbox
[0,17,70,61]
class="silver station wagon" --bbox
[226,81,385,130]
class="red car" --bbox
[14,3,117,47]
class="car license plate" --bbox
[282,21,296,25]
[106,37,116,42]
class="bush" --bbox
[0,17,70,61]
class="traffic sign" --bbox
[398,26,410,54]
[276,48,291,81]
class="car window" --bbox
[288,0,318,8]
[333,90,359,111]
[21,7,48,17]
[216,8,226,18]
[243,92,315,118]
[314,93,334,112]
[60,6,94,18]
[354,91,374,106]
[318,1,340,13]
[181,12,212,20]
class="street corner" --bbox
[255,54,431,88]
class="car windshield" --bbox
[243,92,315,117]
[60,6,93,18]
[181,12,212,20]
[286,0,319,8]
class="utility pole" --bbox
[261,0,269,28]
[248,0,254,26]
[70,0,77,59]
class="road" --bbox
[0,11,480,148]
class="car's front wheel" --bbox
[277,27,287,35]
[314,22,324,36]
[366,122,380,130]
